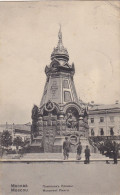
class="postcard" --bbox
[0,1,120,195]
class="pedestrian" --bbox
[0,147,3,158]
[99,143,103,154]
[113,141,118,164]
[84,145,90,164]
[63,137,71,160]
[76,142,82,160]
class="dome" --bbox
[51,27,69,61]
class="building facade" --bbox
[88,103,120,136]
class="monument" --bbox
[31,27,89,153]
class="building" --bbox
[0,123,31,143]
[13,123,31,142]
[31,28,89,153]
[88,102,120,136]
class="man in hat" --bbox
[63,137,71,160]
[84,145,90,164]
[113,141,118,164]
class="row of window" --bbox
[91,127,114,136]
[90,116,114,123]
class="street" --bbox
[0,162,120,195]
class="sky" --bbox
[0,1,120,124]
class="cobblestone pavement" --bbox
[0,161,120,195]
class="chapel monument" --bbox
[31,27,89,152]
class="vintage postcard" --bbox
[0,1,120,195]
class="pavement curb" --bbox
[0,159,120,163]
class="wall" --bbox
[88,110,120,136]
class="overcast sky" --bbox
[0,1,120,124]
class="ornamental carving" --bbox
[66,109,78,129]
[45,100,55,112]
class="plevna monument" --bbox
[31,27,89,153]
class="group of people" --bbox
[63,137,90,164]
[90,137,119,164]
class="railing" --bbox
[88,138,99,153]
[89,135,120,142]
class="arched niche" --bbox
[40,101,60,117]
[66,107,79,119]
[63,102,82,116]
[64,105,81,130]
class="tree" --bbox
[1,130,12,148]
[13,136,23,150]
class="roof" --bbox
[14,129,31,134]
[0,122,31,132]
[89,103,120,111]
[14,124,31,131]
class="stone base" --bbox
[52,136,64,153]
[31,132,89,153]
[53,146,62,153]
[29,136,44,153]
[29,145,44,153]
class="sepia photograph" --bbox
[0,1,120,194]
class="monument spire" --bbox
[58,24,62,45]
[51,26,69,61]
[57,24,64,51]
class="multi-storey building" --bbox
[88,102,120,136]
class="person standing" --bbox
[76,142,82,160]
[84,145,90,164]
[63,137,71,160]
[113,141,118,164]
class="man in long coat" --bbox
[84,145,90,164]
[113,141,118,164]
[76,142,82,160]
[63,137,71,160]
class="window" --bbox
[100,117,104,123]
[110,127,114,136]
[100,128,104,136]
[109,116,114,122]
[63,80,69,89]
[64,91,71,102]
[90,118,94,123]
